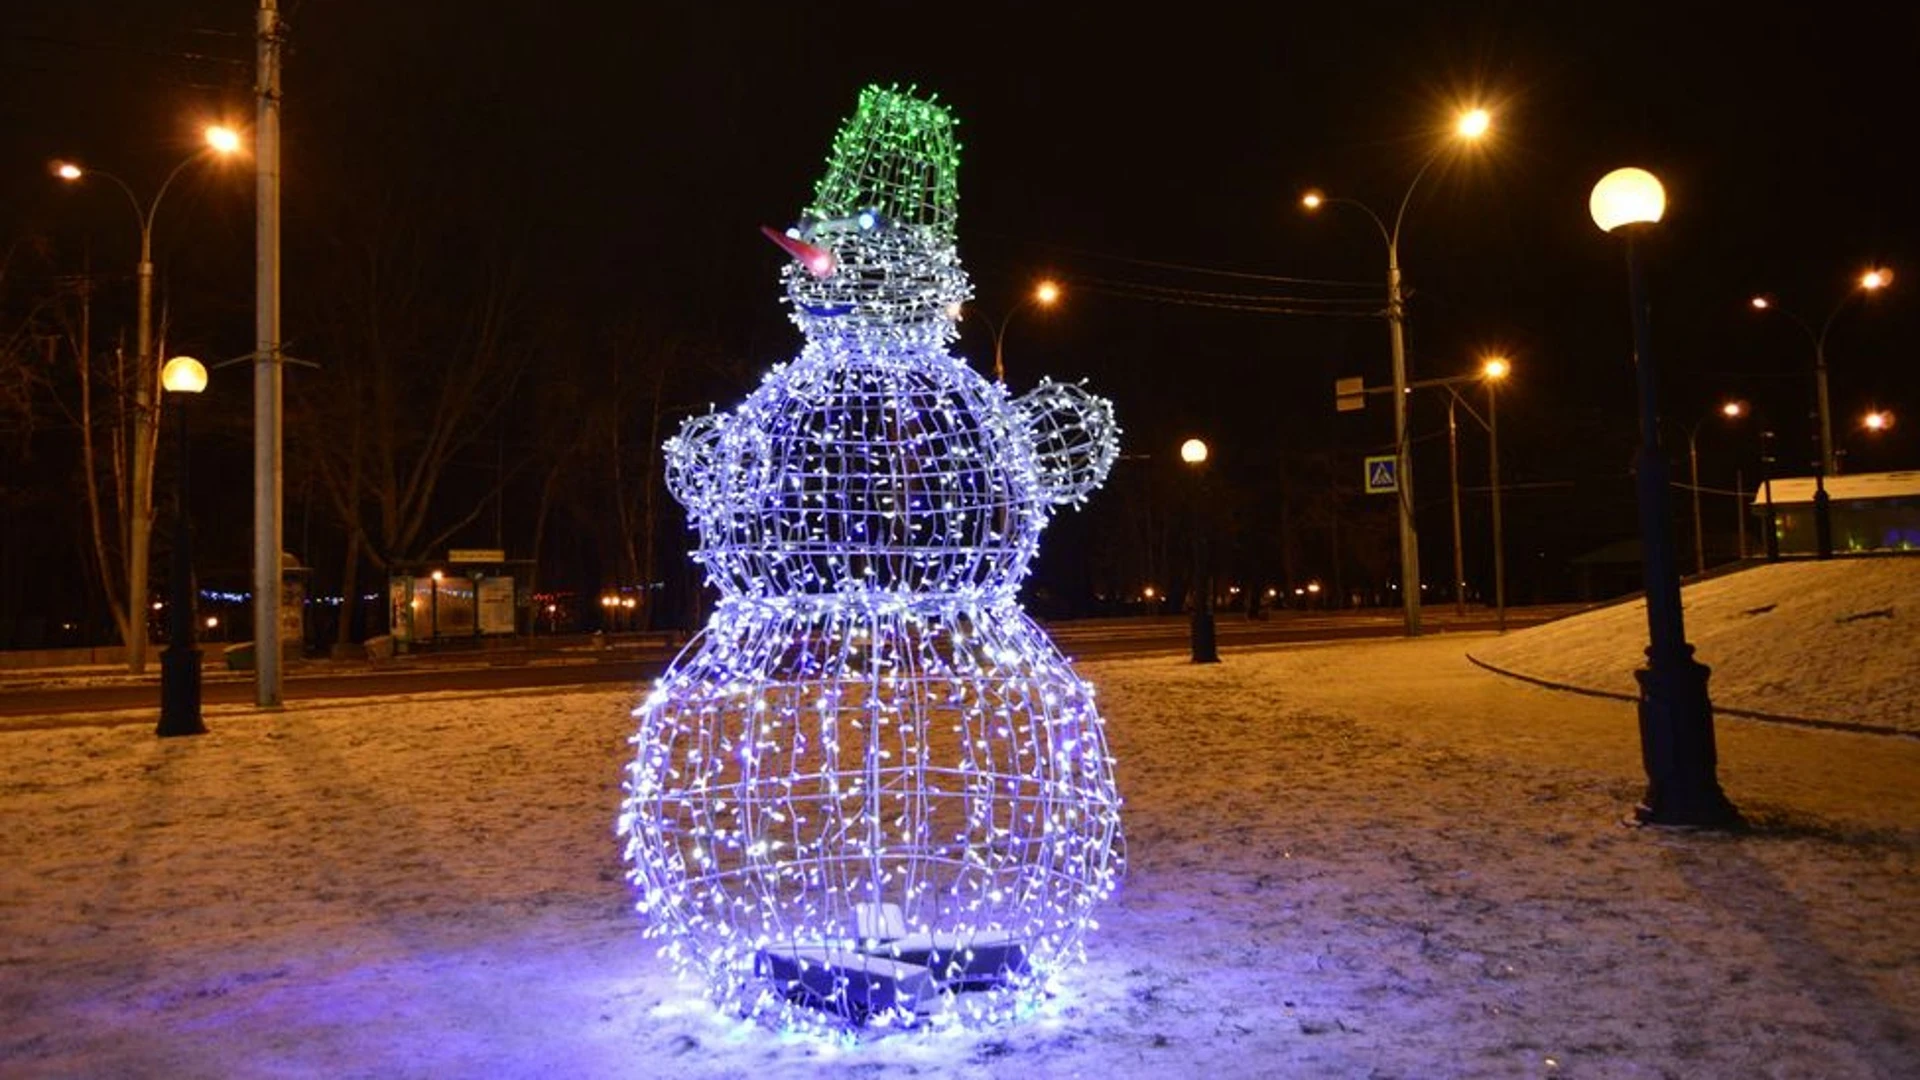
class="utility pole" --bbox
[253,0,286,707]
[128,231,155,675]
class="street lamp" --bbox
[1302,106,1493,637]
[967,279,1062,385]
[1749,268,1893,559]
[158,355,209,738]
[1687,401,1746,576]
[1180,437,1218,664]
[1438,355,1509,627]
[1589,166,1741,828]
[51,124,243,676]
[1863,408,1894,433]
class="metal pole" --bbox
[1386,244,1421,636]
[1189,464,1218,664]
[1761,432,1779,560]
[1620,231,1738,827]
[129,239,155,675]
[1734,469,1747,560]
[1811,343,1834,560]
[1447,393,1465,616]
[253,0,285,706]
[1689,428,1705,576]
[1488,380,1505,633]
[158,391,205,737]
[1814,340,1837,479]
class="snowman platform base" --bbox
[756,933,1029,1023]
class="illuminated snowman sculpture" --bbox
[618,86,1123,1031]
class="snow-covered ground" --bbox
[3,559,1917,1078]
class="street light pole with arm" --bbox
[1687,401,1745,576]
[1303,107,1492,636]
[972,279,1062,385]
[53,125,242,674]
[1750,270,1892,558]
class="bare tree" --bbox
[290,185,532,643]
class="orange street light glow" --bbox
[1300,191,1324,210]
[1457,108,1492,139]
[1482,356,1512,380]
[1861,268,1892,290]
[1750,296,1771,310]
[1034,280,1061,306]
[1722,401,1746,419]
[205,125,241,154]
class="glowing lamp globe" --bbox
[1589,167,1666,233]
[1180,438,1209,464]
[160,356,208,395]
[619,85,1123,1034]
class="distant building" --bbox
[1753,471,1920,554]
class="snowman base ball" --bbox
[622,595,1120,1030]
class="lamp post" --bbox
[969,279,1062,385]
[1759,428,1780,561]
[1302,107,1492,637]
[1482,356,1508,632]
[1687,401,1746,576]
[158,355,209,738]
[1439,356,1509,624]
[1180,437,1218,664]
[52,125,242,676]
[1750,269,1892,558]
[1589,166,1741,828]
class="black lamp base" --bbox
[158,645,207,738]
[1631,654,1742,828]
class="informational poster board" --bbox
[389,576,415,644]
[477,576,517,635]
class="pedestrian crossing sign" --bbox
[1364,454,1399,494]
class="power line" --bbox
[981,230,1380,290]
[1070,279,1385,318]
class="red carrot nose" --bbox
[760,225,837,278]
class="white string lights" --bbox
[619,85,1123,1033]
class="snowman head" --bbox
[767,86,972,350]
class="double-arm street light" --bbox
[1180,437,1219,664]
[158,355,209,738]
[1687,401,1746,575]
[1303,106,1493,637]
[1749,269,1893,558]
[52,125,243,675]
[1590,166,1741,828]
[966,279,1062,385]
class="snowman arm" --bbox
[1013,379,1120,506]
[663,411,728,514]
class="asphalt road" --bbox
[0,605,1591,722]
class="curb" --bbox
[1464,653,1920,742]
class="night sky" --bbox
[4,2,1915,618]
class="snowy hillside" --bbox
[1469,557,1920,734]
